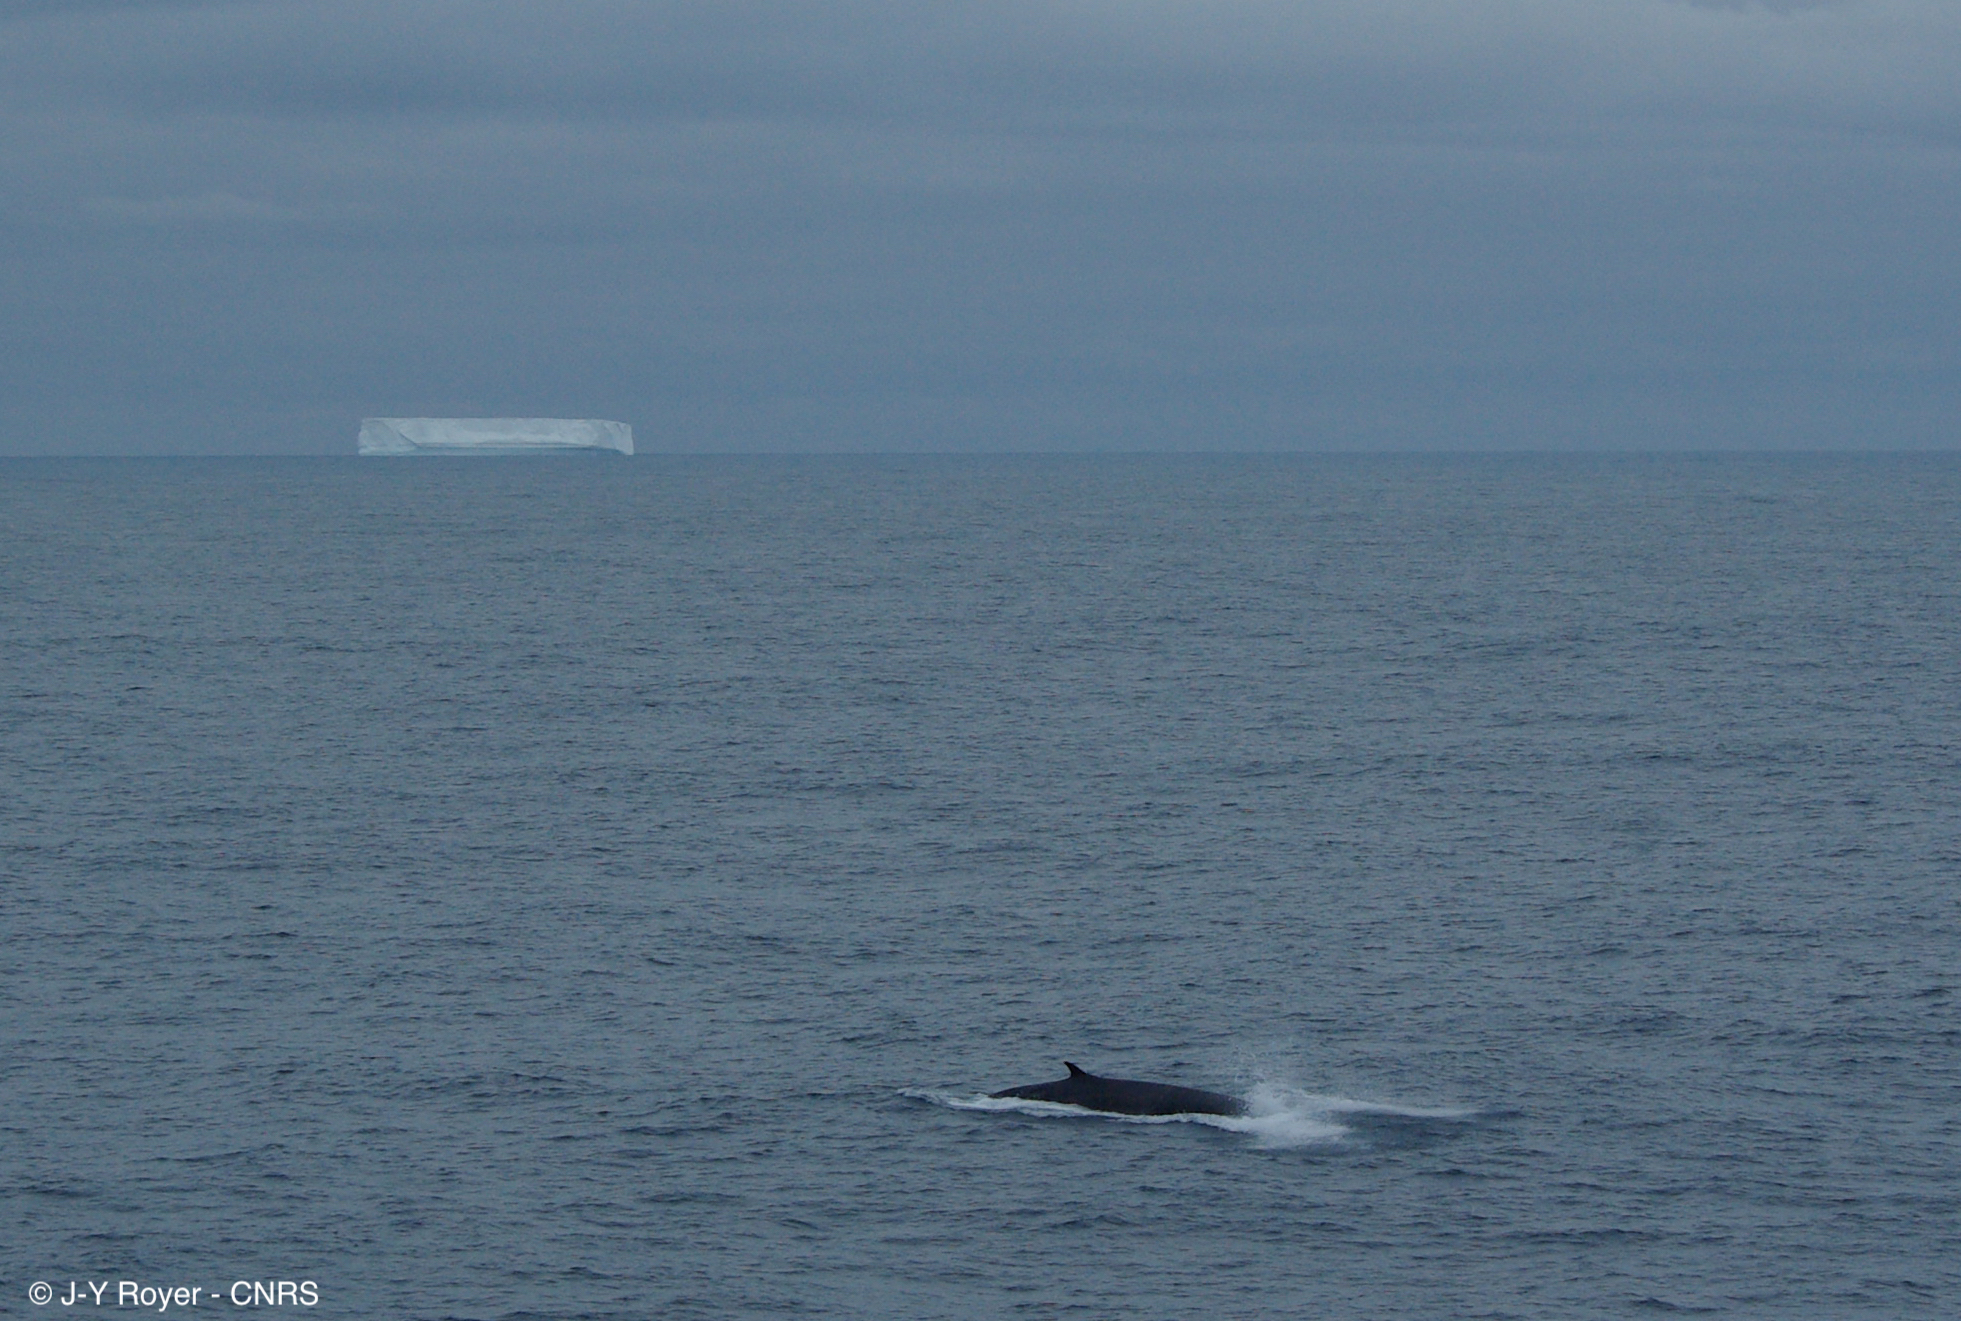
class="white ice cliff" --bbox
[358,418,633,456]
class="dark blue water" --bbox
[5,455,1958,1319]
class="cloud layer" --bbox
[4,0,1957,452]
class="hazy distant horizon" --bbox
[5,1,1957,457]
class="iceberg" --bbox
[358,417,632,456]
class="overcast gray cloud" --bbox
[3,0,1956,452]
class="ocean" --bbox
[4,454,1958,1319]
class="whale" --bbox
[990,1062,1248,1117]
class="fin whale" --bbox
[990,1062,1247,1117]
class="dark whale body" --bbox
[991,1062,1248,1117]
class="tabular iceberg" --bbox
[358,417,633,456]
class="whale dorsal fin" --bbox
[1065,1061,1088,1078]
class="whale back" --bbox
[991,1062,1246,1117]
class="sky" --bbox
[2,0,1956,455]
